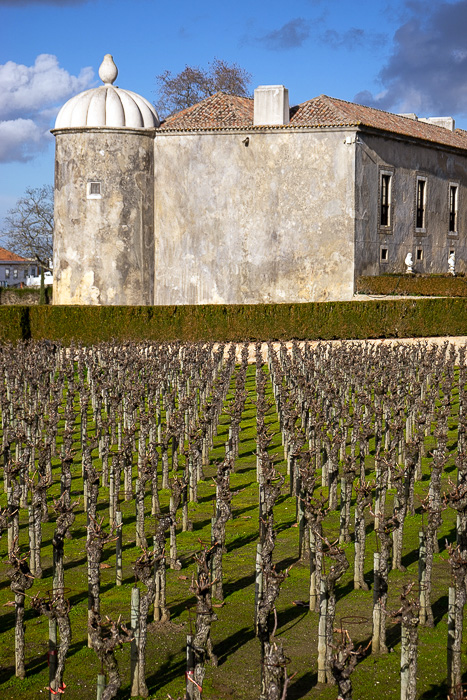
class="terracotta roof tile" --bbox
[158,91,467,152]
[290,95,467,150]
[158,92,254,131]
[0,247,28,262]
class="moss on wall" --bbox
[0,298,466,344]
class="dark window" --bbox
[380,174,391,226]
[90,182,101,195]
[416,179,426,229]
[416,248,423,261]
[449,185,458,232]
[380,247,388,262]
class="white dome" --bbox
[54,55,159,130]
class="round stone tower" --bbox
[52,54,159,305]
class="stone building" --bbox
[52,55,467,305]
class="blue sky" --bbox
[1,0,467,229]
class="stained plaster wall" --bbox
[153,129,356,305]
[355,130,467,276]
[53,129,155,305]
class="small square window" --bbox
[87,181,102,200]
[380,247,389,262]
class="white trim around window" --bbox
[87,181,102,200]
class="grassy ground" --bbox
[0,363,464,699]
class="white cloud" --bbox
[0,119,46,162]
[0,54,93,163]
[0,54,94,120]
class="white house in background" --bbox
[0,247,37,288]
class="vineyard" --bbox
[0,339,466,700]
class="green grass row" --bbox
[1,297,467,343]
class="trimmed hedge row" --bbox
[0,298,467,343]
[356,274,467,297]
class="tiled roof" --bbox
[290,95,467,150]
[158,91,467,152]
[0,247,27,262]
[158,92,254,131]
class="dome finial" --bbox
[99,54,118,85]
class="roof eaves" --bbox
[157,121,363,133]
[356,122,467,154]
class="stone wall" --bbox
[355,131,467,276]
[53,128,155,305]
[154,128,356,304]
[0,288,48,305]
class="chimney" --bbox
[398,114,455,131]
[420,116,455,131]
[253,85,290,126]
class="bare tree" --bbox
[331,630,368,700]
[31,589,72,695]
[155,59,252,118]
[8,546,34,679]
[88,612,133,700]
[3,185,53,268]
[189,546,218,699]
[392,582,420,700]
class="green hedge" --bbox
[0,299,467,344]
[0,307,31,342]
[356,274,467,297]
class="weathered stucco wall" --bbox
[355,131,467,276]
[154,129,356,304]
[53,129,155,305]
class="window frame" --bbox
[448,182,459,236]
[380,246,389,263]
[378,168,394,233]
[87,181,102,200]
[415,175,427,233]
